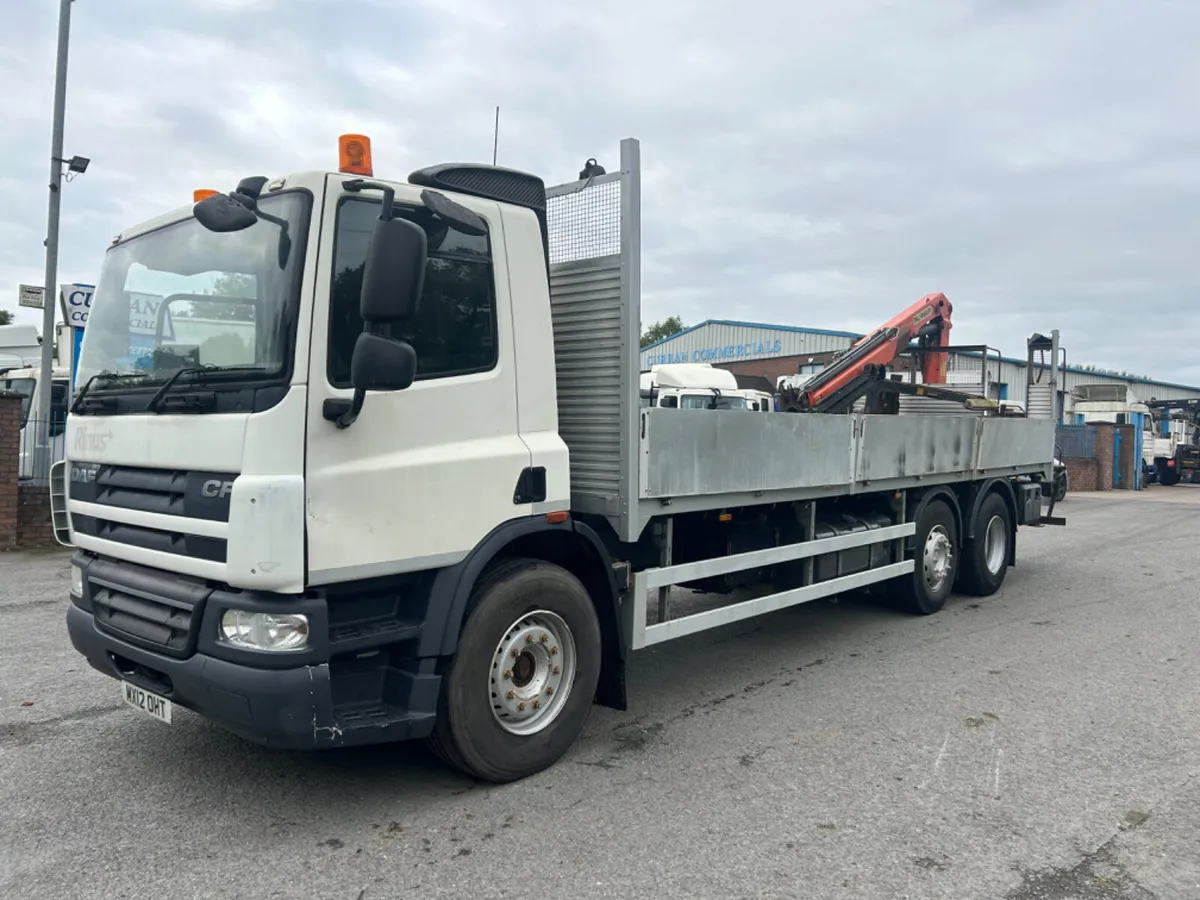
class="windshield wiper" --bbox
[145,364,268,413]
[71,371,149,414]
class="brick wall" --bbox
[1064,457,1099,491]
[17,484,56,549]
[716,352,843,385]
[0,393,20,549]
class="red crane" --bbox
[782,292,954,412]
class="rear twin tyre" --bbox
[426,558,602,783]
[957,493,1012,597]
[892,492,1013,614]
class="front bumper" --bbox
[66,553,440,749]
[67,604,335,748]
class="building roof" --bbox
[641,318,1200,394]
[640,318,862,352]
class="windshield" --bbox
[680,393,748,410]
[76,191,310,390]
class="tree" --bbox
[173,272,257,321]
[640,316,685,348]
[0,309,13,326]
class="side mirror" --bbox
[325,333,417,429]
[351,332,416,393]
[194,193,258,233]
[361,216,427,323]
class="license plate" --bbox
[121,681,173,725]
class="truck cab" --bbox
[639,363,751,410]
[64,144,591,774]
[2,364,71,478]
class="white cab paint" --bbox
[500,203,571,511]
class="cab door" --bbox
[303,177,531,585]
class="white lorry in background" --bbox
[640,363,753,409]
[57,135,1064,784]
[0,324,46,372]
[1143,398,1200,485]
[1,322,73,478]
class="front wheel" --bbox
[892,498,958,615]
[427,558,602,783]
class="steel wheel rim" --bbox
[983,513,1006,574]
[489,610,576,736]
[923,524,953,593]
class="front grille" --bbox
[71,514,226,562]
[93,587,197,656]
[71,463,236,521]
[69,462,236,562]
[88,559,212,658]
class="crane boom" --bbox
[781,292,953,412]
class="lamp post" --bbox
[35,0,77,483]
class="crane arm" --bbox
[782,292,953,412]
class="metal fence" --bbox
[17,413,68,483]
[1055,423,1096,458]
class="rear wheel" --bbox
[427,558,602,783]
[892,498,958,615]
[957,492,1012,597]
[1158,459,1179,486]
[1053,473,1067,503]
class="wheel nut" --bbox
[506,690,515,700]
[532,699,541,710]
[539,633,548,643]
[546,686,554,696]
[550,646,558,656]
[511,648,520,658]
[503,669,512,680]
[518,702,526,712]
[525,634,534,643]
[552,665,560,675]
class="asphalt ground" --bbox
[2,487,1198,900]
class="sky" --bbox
[2,0,1199,383]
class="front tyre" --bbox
[427,558,602,783]
[892,498,958,615]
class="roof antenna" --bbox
[492,106,499,165]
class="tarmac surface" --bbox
[2,487,1198,899]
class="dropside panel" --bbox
[641,410,855,497]
[856,415,978,481]
[976,416,1056,472]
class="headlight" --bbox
[70,564,83,598]
[219,610,309,652]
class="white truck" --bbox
[2,322,74,478]
[640,363,755,410]
[58,136,1064,783]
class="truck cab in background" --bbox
[639,363,753,410]
[2,365,71,477]
[2,321,74,479]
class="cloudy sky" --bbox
[2,0,1198,382]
